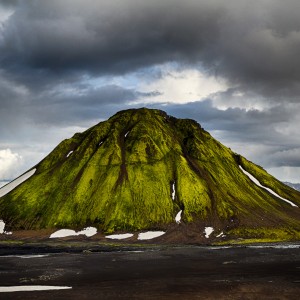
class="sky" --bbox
[0,0,300,183]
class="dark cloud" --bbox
[30,84,153,125]
[0,73,156,129]
[1,1,300,182]
[0,0,17,8]
[1,0,300,101]
[0,0,221,75]
[267,148,300,167]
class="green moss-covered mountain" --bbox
[1,108,300,239]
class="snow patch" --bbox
[204,227,214,238]
[0,220,12,235]
[0,286,72,292]
[125,131,130,138]
[77,227,97,237]
[106,233,133,240]
[171,182,176,200]
[66,150,73,158]
[175,210,182,224]
[50,229,77,238]
[239,166,298,207]
[138,231,165,240]
[49,227,97,238]
[0,169,36,198]
[99,141,103,146]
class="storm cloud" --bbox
[1,0,300,182]
[2,0,300,99]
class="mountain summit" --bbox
[1,108,300,241]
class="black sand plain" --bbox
[0,242,300,299]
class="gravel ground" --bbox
[0,244,300,299]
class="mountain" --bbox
[1,108,300,242]
[284,182,300,192]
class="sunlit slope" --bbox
[1,108,300,235]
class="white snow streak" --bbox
[66,150,73,158]
[204,227,214,238]
[50,227,97,238]
[0,254,49,259]
[0,220,5,234]
[99,141,103,146]
[249,244,300,249]
[216,232,224,238]
[0,169,36,198]
[105,233,133,240]
[137,231,165,240]
[0,286,72,292]
[175,210,182,224]
[125,131,130,138]
[171,182,176,200]
[239,166,298,207]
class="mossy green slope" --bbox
[1,108,300,236]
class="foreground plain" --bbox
[0,244,300,299]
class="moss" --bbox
[1,108,300,236]
[228,227,300,241]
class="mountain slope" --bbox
[1,108,300,240]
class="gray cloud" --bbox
[0,0,221,74]
[0,0,17,9]
[30,84,148,126]
[152,100,300,169]
[1,0,300,102]
[0,78,148,128]
[1,0,300,182]
[267,148,300,167]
